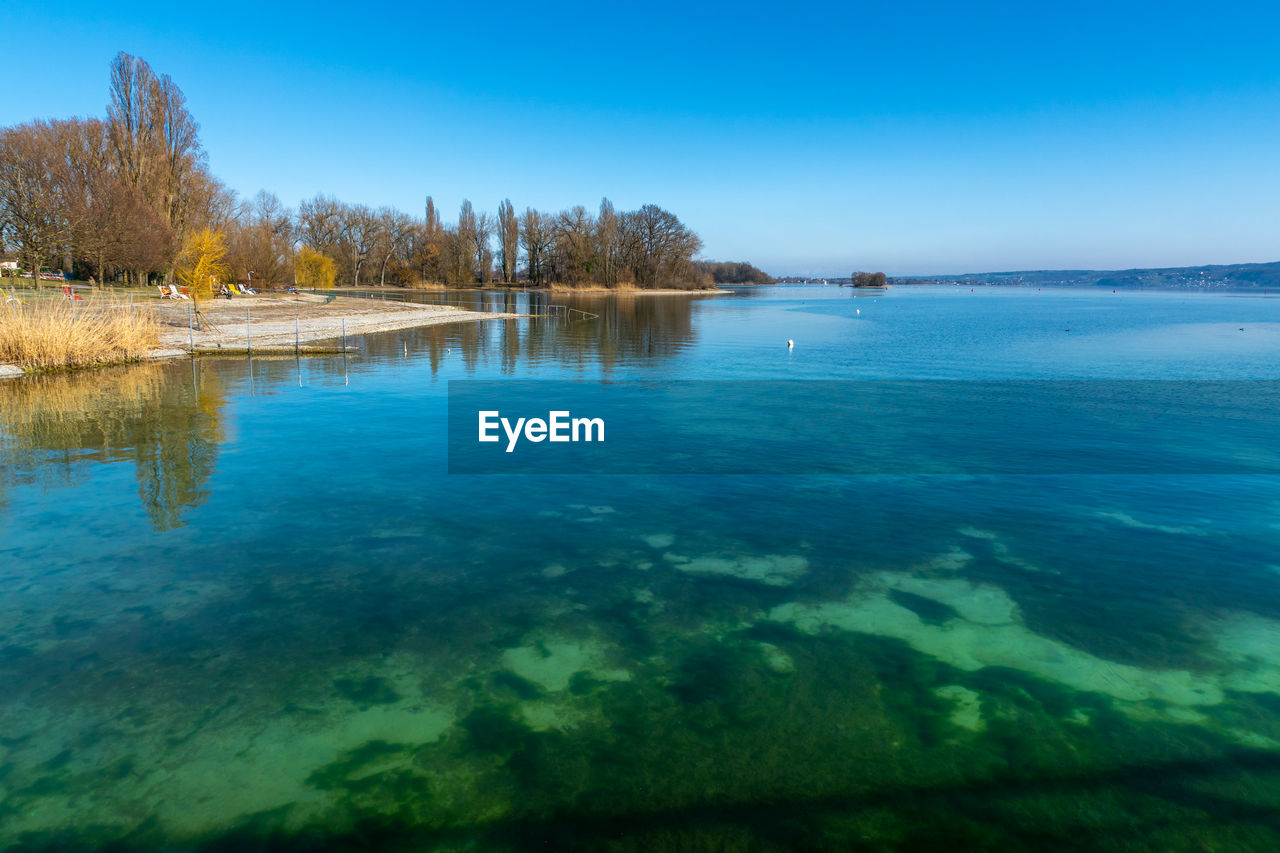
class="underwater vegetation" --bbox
[3,509,1280,852]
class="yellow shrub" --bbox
[296,246,337,290]
[175,228,231,305]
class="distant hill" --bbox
[891,261,1280,291]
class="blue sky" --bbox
[3,1,1279,275]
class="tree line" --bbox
[0,53,718,291]
[291,193,706,290]
[693,261,774,284]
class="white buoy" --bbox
[787,339,794,348]
[856,308,860,316]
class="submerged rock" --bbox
[757,642,796,675]
[664,553,809,586]
[501,639,631,693]
[934,685,985,732]
[921,546,973,572]
[767,571,1227,710]
[1095,510,1209,536]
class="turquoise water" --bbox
[3,285,1280,850]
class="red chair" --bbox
[62,284,84,302]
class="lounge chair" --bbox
[62,284,84,302]
[1,287,25,305]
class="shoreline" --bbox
[0,296,513,380]
[156,302,506,351]
[336,285,728,296]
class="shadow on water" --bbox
[14,748,1280,851]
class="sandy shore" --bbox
[157,293,507,350]
[0,293,513,379]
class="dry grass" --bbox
[0,295,160,370]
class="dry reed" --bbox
[0,294,160,370]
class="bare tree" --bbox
[554,205,595,283]
[156,71,203,235]
[4,52,714,295]
[473,211,493,284]
[297,194,345,255]
[416,195,444,282]
[51,117,165,282]
[0,122,73,284]
[180,166,237,233]
[106,53,160,192]
[619,204,702,288]
[229,190,294,287]
[374,206,413,286]
[49,117,110,276]
[340,203,378,287]
[460,199,481,281]
[519,207,550,286]
[596,197,619,288]
[497,198,518,283]
[106,52,205,249]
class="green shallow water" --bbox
[3,286,1280,850]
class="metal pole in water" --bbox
[342,317,346,352]
[247,307,252,355]
[188,303,194,351]
[295,316,300,355]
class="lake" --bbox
[3,285,1280,850]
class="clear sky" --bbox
[3,1,1279,276]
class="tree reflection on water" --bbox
[0,361,226,530]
